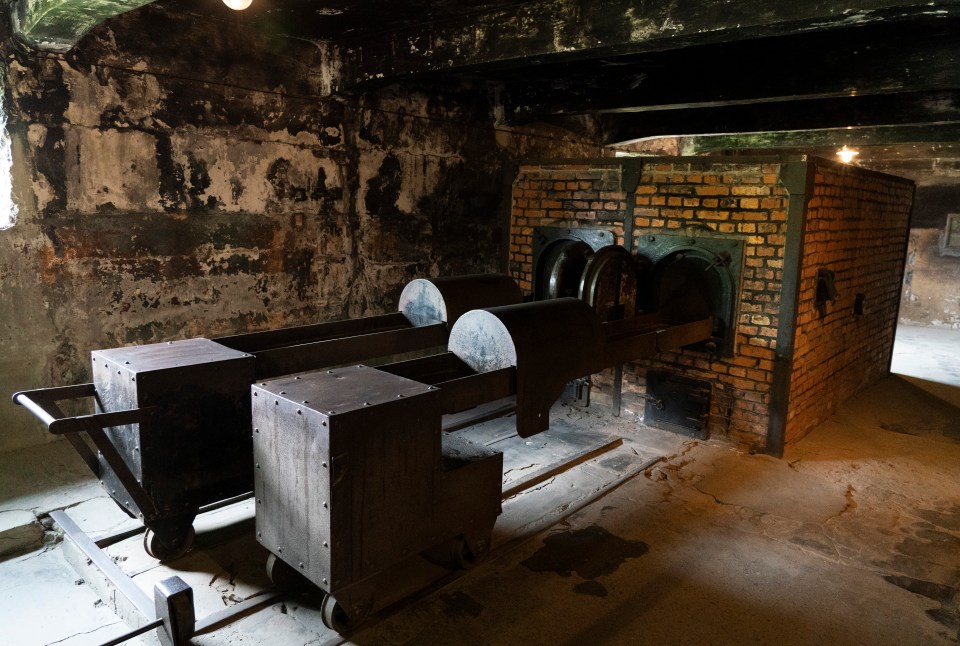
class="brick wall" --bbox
[511,159,789,449]
[511,164,627,293]
[510,157,913,451]
[784,159,914,445]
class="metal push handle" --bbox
[12,384,148,435]
[12,385,159,517]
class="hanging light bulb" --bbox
[222,0,252,10]
[836,145,859,164]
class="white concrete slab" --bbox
[0,547,143,646]
[892,324,960,407]
[0,440,107,558]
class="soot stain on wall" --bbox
[0,4,606,452]
[365,154,403,216]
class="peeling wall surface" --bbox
[900,227,960,328]
[0,6,605,452]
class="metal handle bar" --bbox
[12,385,160,517]
[12,384,150,435]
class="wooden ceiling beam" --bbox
[500,20,960,125]
[333,1,958,91]
[600,91,960,145]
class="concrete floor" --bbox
[1,324,959,645]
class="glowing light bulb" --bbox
[222,0,252,10]
[836,146,859,164]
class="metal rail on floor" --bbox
[51,506,286,646]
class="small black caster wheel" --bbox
[423,535,484,571]
[321,593,355,634]
[451,536,479,570]
[266,553,307,590]
[143,526,195,561]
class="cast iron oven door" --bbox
[532,227,615,300]
[636,233,745,356]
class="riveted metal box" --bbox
[91,338,255,522]
[252,365,442,593]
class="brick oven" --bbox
[509,156,914,455]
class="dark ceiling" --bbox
[132,1,960,186]
[160,0,533,38]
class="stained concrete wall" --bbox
[0,7,606,452]
[900,227,960,328]
[898,185,960,328]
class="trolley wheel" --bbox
[143,526,195,561]
[422,534,483,571]
[321,593,355,634]
[451,536,479,570]
[265,553,307,590]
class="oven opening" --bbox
[637,234,744,357]
[649,249,732,353]
[531,228,744,356]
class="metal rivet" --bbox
[278,547,282,553]
[294,376,301,380]
[322,421,327,427]
[257,498,261,503]
[321,461,327,468]
[254,427,259,433]
[397,394,404,398]
[253,392,258,397]
[299,563,304,569]
[322,501,328,508]
[297,409,302,415]
[322,578,327,584]
[328,410,336,415]
[302,400,309,404]
[327,370,334,374]
[363,402,370,406]
[256,463,261,469]
[279,391,286,395]
[323,541,328,548]
[275,400,279,405]
[124,361,130,365]
[257,532,262,538]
